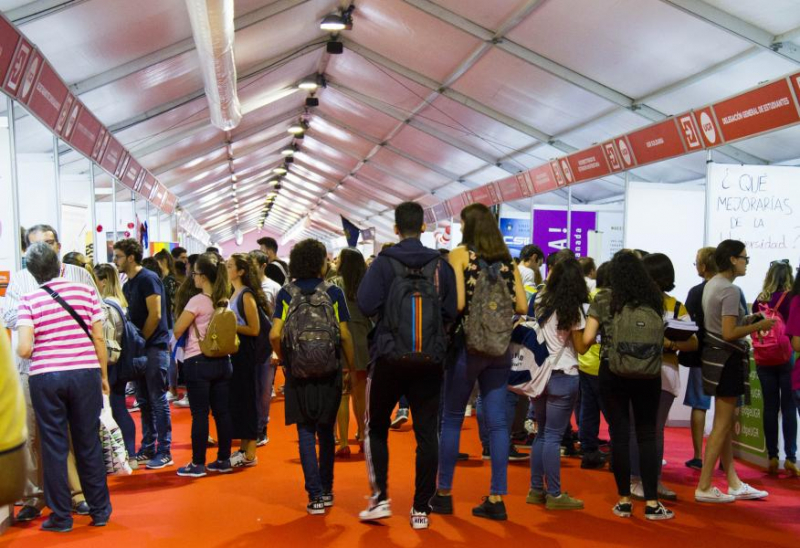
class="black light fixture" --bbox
[305,96,319,107]
[285,156,295,164]
[327,39,344,55]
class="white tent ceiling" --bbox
[3,0,800,244]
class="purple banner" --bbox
[532,209,596,259]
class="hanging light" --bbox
[298,76,320,91]
[273,166,287,175]
[288,120,308,135]
[281,145,296,157]
[320,12,346,31]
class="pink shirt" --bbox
[17,279,103,376]
[184,294,214,360]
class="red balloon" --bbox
[124,231,131,237]
[127,222,135,229]
[96,225,103,233]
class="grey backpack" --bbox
[464,258,514,357]
[281,282,340,379]
[608,305,664,378]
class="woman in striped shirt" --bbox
[16,243,112,533]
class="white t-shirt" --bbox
[261,277,281,317]
[662,295,691,397]
[541,310,586,376]
[518,264,536,289]
[585,277,597,292]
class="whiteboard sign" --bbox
[706,164,800,303]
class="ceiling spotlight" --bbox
[298,76,320,91]
[281,146,295,157]
[320,12,346,31]
[288,120,308,135]
[273,166,287,175]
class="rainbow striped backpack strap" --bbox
[382,257,447,367]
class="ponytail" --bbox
[194,252,231,308]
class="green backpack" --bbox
[608,305,664,379]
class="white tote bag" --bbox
[99,395,133,476]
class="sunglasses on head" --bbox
[770,259,790,266]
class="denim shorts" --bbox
[683,366,711,411]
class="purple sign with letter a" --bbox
[532,209,596,258]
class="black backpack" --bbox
[381,257,447,366]
[105,299,148,385]
[281,282,340,379]
[236,288,273,364]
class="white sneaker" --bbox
[695,486,735,503]
[728,482,768,500]
[359,498,392,521]
[464,404,472,417]
[410,508,429,529]
[174,395,190,408]
[630,481,645,500]
[229,452,245,468]
[166,392,178,403]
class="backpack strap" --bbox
[42,285,93,343]
[673,300,682,320]
[774,291,788,311]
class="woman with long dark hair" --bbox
[583,250,673,520]
[430,203,526,521]
[173,253,234,477]
[331,248,370,457]
[155,249,180,401]
[528,257,591,510]
[753,260,797,475]
[226,253,271,468]
[694,240,773,502]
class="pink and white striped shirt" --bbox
[17,278,104,376]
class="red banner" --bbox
[17,49,42,104]
[432,201,452,222]
[565,146,609,183]
[69,108,102,158]
[423,207,436,225]
[470,184,499,206]
[615,135,637,169]
[120,158,142,190]
[529,163,560,194]
[446,194,468,218]
[162,193,177,215]
[602,141,623,172]
[90,127,106,161]
[100,136,125,175]
[790,73,800,107]
[516,172,535,197]
[712,79,800,143]
[549,161,567,187]
[26,62,69,130]
[141,172,157,199]
[60,100,81,140]
[676,112,704,152]
[3,38,32,96]
[0,17,20,86]
[693,107,721,148]
[626,118,687,165]
[497,175,526,202]
[115,152,130,180]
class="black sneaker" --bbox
[429,493,453,515]
[321,492,334,508]
[15,506,42,522]
[471,497,507,521]
[457,452,469,461]
[134,450,155,463]
[40,517,72,533]
[307,497,325,515]
[581,450,606,470]
[508,446,528,462]
[481,447,491,460]
[613,502,632,518]
[645,502,675,521]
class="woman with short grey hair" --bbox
[16,242,112,532]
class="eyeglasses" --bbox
[770,259,790,266]
[191,271,202,277]
[736,255,750,264]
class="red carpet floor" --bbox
[4,385,799,548]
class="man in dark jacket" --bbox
[356,202,456,530]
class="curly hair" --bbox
[758,261,793,302]
[113,238,143,264]
[537,257,588,331]
[289,239,327,279]
[609,250,663,316]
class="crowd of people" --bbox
[1,200,799,533]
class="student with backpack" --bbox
[527,256,591,511]
[752,260,797,476]
[94,263,140,470]
[269,239,355,515]
[629,253,698,501]
[429,203,526,521]
[227,254,271,468]
[356,202,457,530]
[583,250,674,520]
[172,253,236,477]
[695,240,773,502]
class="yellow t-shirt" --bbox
[0,325,27,454]
[578,289,602,376]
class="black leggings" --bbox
[599,360,661,500]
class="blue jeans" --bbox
[29,369,112,527]
[136,345,172,456]
[578,371,605,453]
[168,329,178,389]
[438,349,511,495]
[530,372,579,497]
[757,362,797,461]
[296,421,335,498]
[476,388,517,450]
[630,390,675,479]
[110,379,136,457]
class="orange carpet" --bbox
[4,381,800,548]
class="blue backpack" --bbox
[105,299,147,385]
